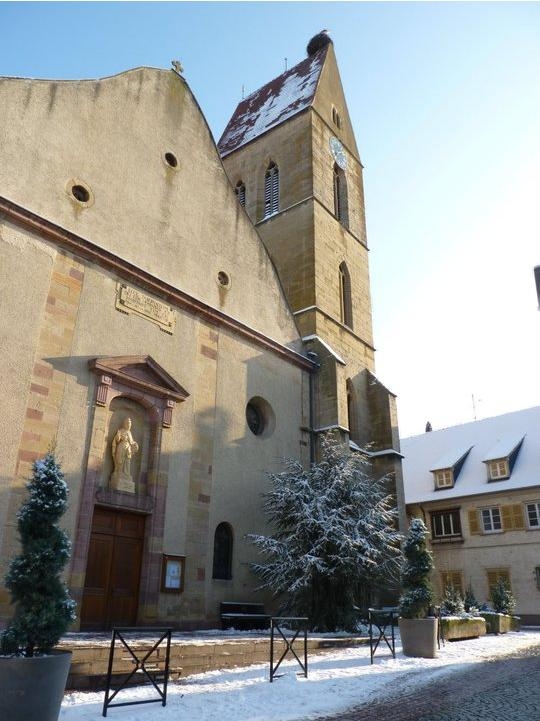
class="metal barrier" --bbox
[102,627,172,717]
[269,616,308,682]
[368,607,398,664]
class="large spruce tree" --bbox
[248,435,402,631]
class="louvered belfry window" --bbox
[264,162,279,217]
[333,164,348,227]
[339,262,353,329]
[235,180,246,207]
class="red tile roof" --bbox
[218,47,328,157]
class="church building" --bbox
[0,33,402,630]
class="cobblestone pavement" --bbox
[315,642,540,721]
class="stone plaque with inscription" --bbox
[116,283,176,334]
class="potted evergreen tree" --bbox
[397,518,438,658]
[0,452,76,721]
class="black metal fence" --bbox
[269,616,309,682]
[102,627,172,717]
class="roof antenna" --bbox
[241,84,244,100]
[284,57,288,71]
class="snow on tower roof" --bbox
[218,46,328,157]
[401,406,540,504]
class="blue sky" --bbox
[1,2,539,437]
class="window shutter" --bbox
[501,505,513,531]
[468,509,481,535]
[512,504,525,530]
[486,570,499,594]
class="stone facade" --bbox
[0,36,402,630]
[220,41,403,522]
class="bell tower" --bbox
[219,33,403,511]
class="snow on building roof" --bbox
[401,406,540,504]
[429,446,472,472]
[481,434,524,462]
[218,47,328,156]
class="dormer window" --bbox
[434,469,454,489]
[487,458,510,481]
[482,435,524,483]
[430,446,472,491]
[235,181,246,207]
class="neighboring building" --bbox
[0,33,402,630]
[402,406,540,624]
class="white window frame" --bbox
[434,469,454,489]
[481,506,503,533]
[431,509,462,539]
[526,502,540,529]
[488,458,509,480]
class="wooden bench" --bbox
[220,601,271,630]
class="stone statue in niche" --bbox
[110,417,139,493]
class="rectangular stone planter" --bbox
[479,613,521,634]
[398,617,438,658]
[440,616,486,641]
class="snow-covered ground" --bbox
[61,629,540,721]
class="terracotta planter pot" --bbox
[399,617,438,658]
[0,649,72,721]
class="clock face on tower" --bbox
[330,136,347,170]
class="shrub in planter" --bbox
[440,586,465,617]
[463,584,478,612]
[0,452,76,721]
[480,611,521,635]
[440,616,486,641]
[491,579,516,615]
[398,518,438,658]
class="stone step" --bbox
[57,633,369,690]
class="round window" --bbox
[245,397,275,438]
[164,152,178,168]
[71,184,90,202]
[66,179,94,207]
[217,271,231,288]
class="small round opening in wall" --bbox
[164,152,178,168]
[217,271,231,288]
[246,397,275,438]
[71,184,90,203]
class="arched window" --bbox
[235,180,246,207]
[333,164,349,228]
[346,378,360,443]
[264,162,279,218]
[339,262,353,329]
[212,522,233,580]
[332,106,342,128]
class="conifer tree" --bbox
[398,518,434,619]
[248,435,403,631]
[0,452,76,656]
[440,585,465,616]
[491,578,516,615]
[463,583,478,612]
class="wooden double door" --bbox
[81,507,145,630]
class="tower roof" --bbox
[218,45,329,157]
